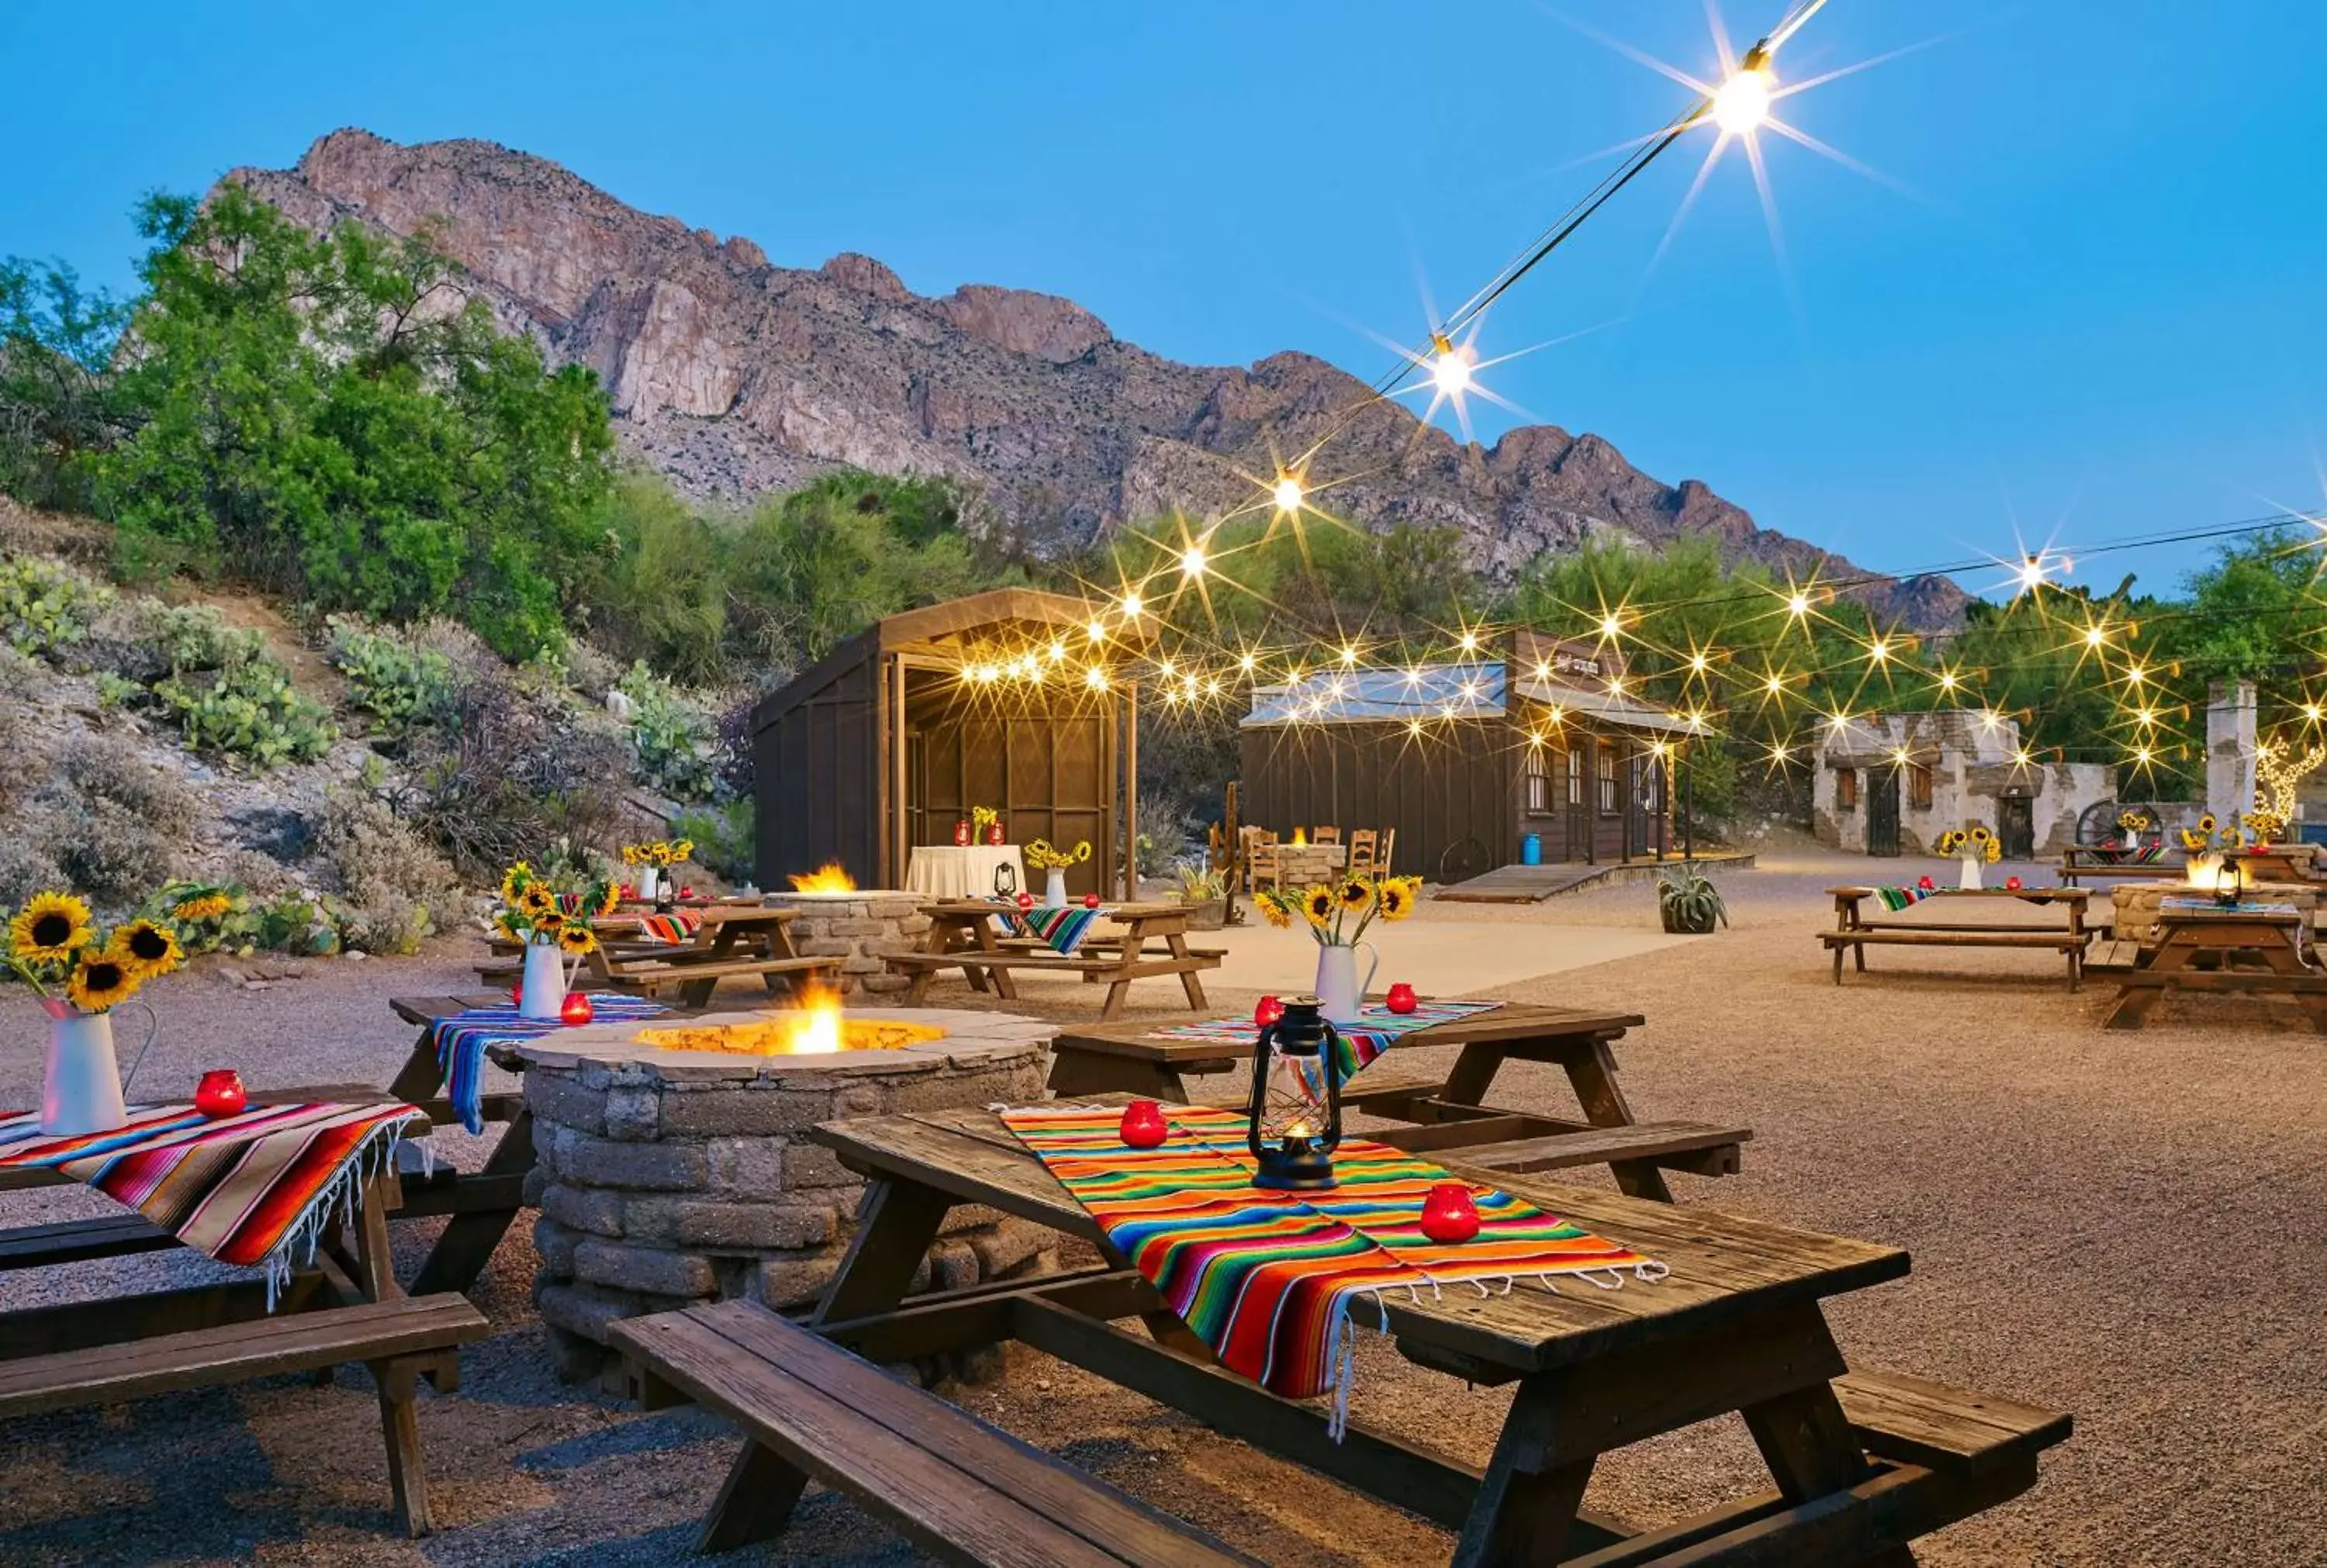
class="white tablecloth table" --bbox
[905,844,1030,900]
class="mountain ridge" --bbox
[228,128,1968,628]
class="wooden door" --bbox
[1564,743,1593,862]
[1868,767,1902,857]
[1999,795,2035,859]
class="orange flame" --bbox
[1291,827,1308,848]
[788,862,856,894]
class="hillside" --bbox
[230,130,1969,629]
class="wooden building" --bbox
[749,590,1140,896]
[1238,631,1685,882]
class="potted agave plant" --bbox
[1173,861,1229,931]
[1655,862,1729,935]
[493,862,615,1021]
[6,889,186,1134]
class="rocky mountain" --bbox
[231,129,1968,627]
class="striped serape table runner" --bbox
[0,1100,424,1300]
[1000,1103,1662,1429]
[1871,885,1938,911]
[429,994,669,1133]
[628,910,703,945]
[994,900,1105,955]
[1150,999,1499,1083]
[2158,896,2301,918]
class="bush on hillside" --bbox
[618,661,723,802]
[0,552,112,658]
[316,787,462,955]
[326,615,458,740]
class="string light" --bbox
[1457,630,1482,654]
[1599,613,1625,641]
[1086,618,1107,644]
[1786,592,1812,617]
[1866,637,1890,665]
[1120,592,1144,619]
[1710,60,1776,137]
[1339,644,1361,666]
[1429,333,1475,396]
[1084,666,1108,691]
[1271,473,1305,513]
[1179,544,1207,578]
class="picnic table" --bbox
[2104,900,2327,1031]
[0,1103,487,1535]
[1824,886,2094,990]
[887,900,1223,1021]
[1045,1002,1744,1202]
[610,1100,2069,1566]
[479,904,835,1007]
[2057,845,2180,887]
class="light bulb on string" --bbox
[1271,473,1305,513]
[1429,332,1474,397]
[1179,544,1207,579]
[1119,592,1143,619]
[1710,61,1776,136]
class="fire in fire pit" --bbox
[789,862,857,894]
[634,986,942,1055]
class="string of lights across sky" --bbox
[940,1,2327,783]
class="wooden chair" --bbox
[1375,827,1397,876]
[1312,825,1340,844]
[1247,834,1282,893]
[1347,828,1378,876]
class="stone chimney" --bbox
[2207,680,2257,821]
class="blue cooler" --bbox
[1520,833,1543,865]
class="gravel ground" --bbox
[3,851,2323,1566]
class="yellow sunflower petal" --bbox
[11,892,95,963]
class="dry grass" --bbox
[2,854,2322,1564]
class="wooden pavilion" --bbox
[749,590,1143,897]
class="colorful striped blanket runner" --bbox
[629,910,703,945]
[1000,1103,1663,1432]
[430,994,669,1134]
[1150,999,1499,1083]
[2159,896,2301,918]
[0,1100,423,1302]
[1872,885,1936,910]
[1000,903,1104,955]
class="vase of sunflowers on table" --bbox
[6,889,185,1135]
[1024,838,1091,907]
[620,840,693,907]
[1934,824,2000,890]
[1255,872,1423,1025]
[494,862,617,1021]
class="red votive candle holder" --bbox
[1419,1181,1481,1245]
[1119,1100,1168,1148]
[2005,876,2023,891]
[1083,893,1101,909]
[1015,892,1036,910]
[1385,982,1419,1014]
[1253,994,1285,1030]
[195,1069,247,1120]
[561,992,596,1026]
[1916,876,1935,892]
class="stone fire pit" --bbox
[763,886,930,996]
[520,1003,1055,1381]
[2111,878,2320,944]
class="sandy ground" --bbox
[3,852,2325,1566]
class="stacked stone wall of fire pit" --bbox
[763,890,930,996]
[520,1009,1056,1383]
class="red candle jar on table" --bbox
[1916,876,1935,892]
[1119,1100,1168,1148]
[561,992,596,1026]
[1253,994,1285,1030]
[2005,876,2023,891]
[1083,893,1101,909]
[953,820,971,846]
[195,1069,247,1120]
[1419,1181,1481,1244]
[1384,982,1419,1014]
[1015,892,1036,910]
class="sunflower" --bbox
[109,919,183,982]
[673,840,695,862]
[65,951,137,1013]
[1378,879,1416,920]
[1259,898,1292,930]
[596,882,622,917]
[171,890,233,924]
[518,883,557,918]
[1300,886,1337,929]
[493,909,528,941]
[533,911,566,940]
[557,923,597,956]
[621,845,641,867]
[10,893,94,964]
[1337,878,1374,914]
[500,862,534,903]
[2196,813,2218,834]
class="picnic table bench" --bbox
[0,1141,487,1535]
[478,904,836,1008]
[2057,845,2180,887]
[1046,1003,1745,1203]
[2104,900,2327,1031]
[1823,886,2094,990]
[606,1101,2067,1565]
[887,901,1222,1021]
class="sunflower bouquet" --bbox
[1933,824,2001,864]
[2177,813,2253,853]
[5,889,185,1015]
[1024,839,1092,872]
[1255,872,1423,946]
[619,839,695,871]
[492,861,618,960]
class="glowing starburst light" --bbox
[1786,592,1811,617]
[1430,334,1475,397]
[1458,631,1481,654]
[1599,613,1625,641]
[1083,666,1108,691]
[1086,619,1107,644]
[2014,747,2035,767]
[1179,544,1207,579]
[1271,473,1305,513]
[1119,592,1144,619]
[1711,63,1776,136]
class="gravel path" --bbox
[2,855,2322,1565]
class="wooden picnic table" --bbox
[2104,901,2327,1031]
[1044,1002,1744,1203]
[666,1102,2070,1566]
[2056,845,2180,887]
[1824,885,2093,990]
[0,1113,487,1535]
[480,904,836,1007]
[887,900,1222,1022]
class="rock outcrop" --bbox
[230,128,1968,627]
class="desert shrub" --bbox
[670,799,755,886]
[60,731,199,838]
[40,733,199,904]
[150,617,337,766]
[619,661,721,802]
[0,834,67,914]
[316,788,462,955]
[326,615,458,739]
[0,552,112,657]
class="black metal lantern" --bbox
[1246,994,1343,1190]
[993,862,1018,898]
[2214,856,2242,908]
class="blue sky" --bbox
[4,0,2322,594]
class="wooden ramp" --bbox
[1433,862,1613,903]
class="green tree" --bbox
[90,186,614,655]
[0,257,130,510]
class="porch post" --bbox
[1123,683,1140,900]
